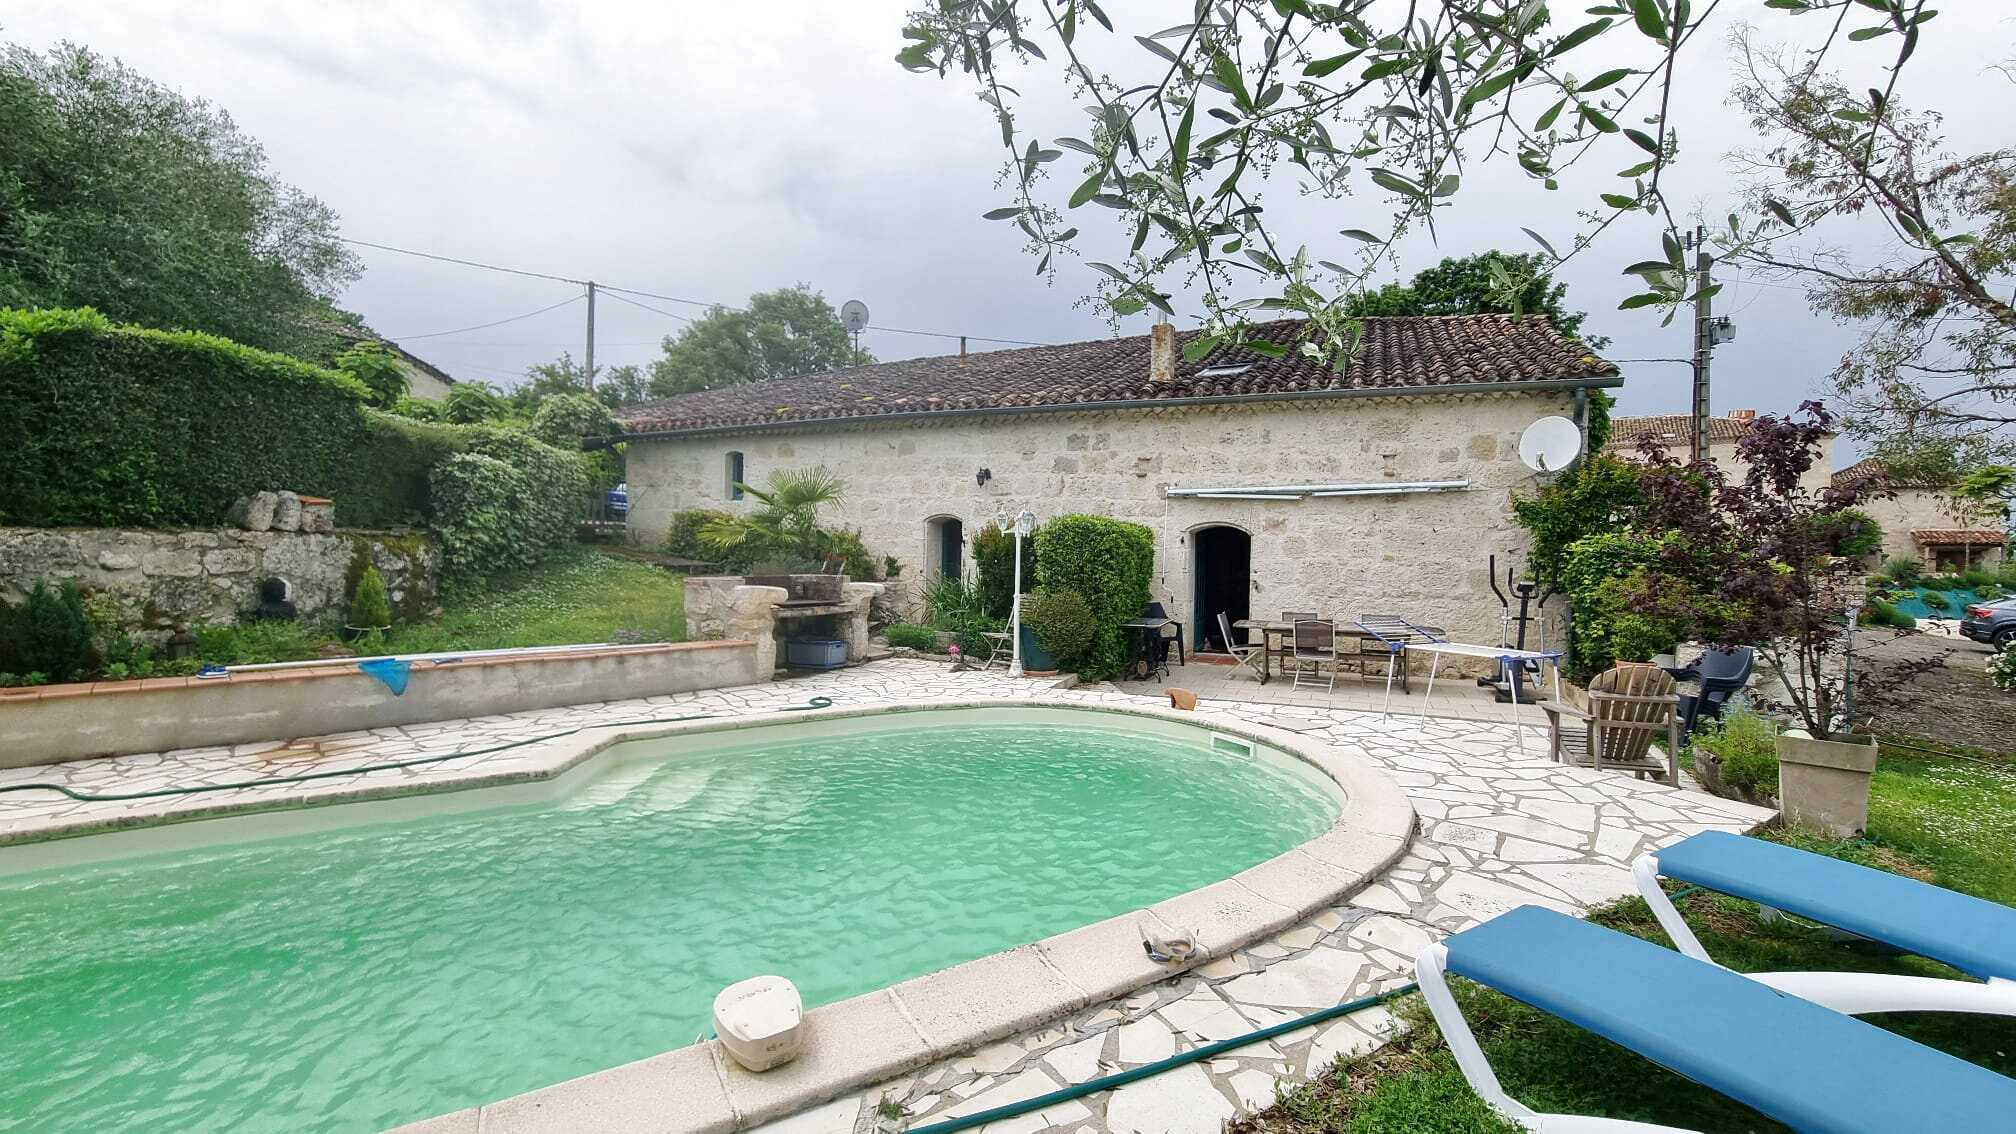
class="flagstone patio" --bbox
[0,657,1773,1134]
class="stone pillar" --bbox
[842,581,885,661]
[725,585,789,676]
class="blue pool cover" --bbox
[1443,905,2016,1133]
[1655,830,2016,981]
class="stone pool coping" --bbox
[372,697,1415,1133]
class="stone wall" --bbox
[626,390,1584,651]
[0,526,439,635]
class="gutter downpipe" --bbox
[601,374,1626,445]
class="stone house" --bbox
[1603,410,1838,497]
[617,316,1621,652]
[1831,459,2007,573]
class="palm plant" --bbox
[699,468,848,569]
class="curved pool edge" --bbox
[382,697,1416,1134]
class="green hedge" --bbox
[1034,514,1154,680]
[0,307,455,528]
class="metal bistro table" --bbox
[1405,641,1565,757]
[1120,617,1186,681]
[1231,620,1393,688]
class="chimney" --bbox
[1150,322,1176,384]
[1726,409,1757,421]
[959,336,967,366]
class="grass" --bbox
[1237,742,2016,1134]
[188,548,685,667]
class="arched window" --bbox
[725,451,745,500]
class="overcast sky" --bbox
[8,2,2012,460]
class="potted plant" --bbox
[1020,590,1094,675]
[1624,406,1941,834]
[343,565,394,643]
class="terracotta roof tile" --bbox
[1604,413,1756,450]
[1832,458,1948,491]
[1910,528,2007,546]
[616,315,1615,435]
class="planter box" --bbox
[1777,730,1879,837]
[1019,623,1058,672]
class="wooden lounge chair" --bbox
[1539,664,1680,785]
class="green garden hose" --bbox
[906,982,1420,1134]
[0,696,835,803]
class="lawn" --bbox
[1235,744,2016,1134]
[189,548,686,666]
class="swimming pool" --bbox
[0,705,1344,1133]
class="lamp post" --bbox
[1008,508,1035,678]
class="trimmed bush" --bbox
[972,522,1036,621]
[0,308,469,528]
[2,580,95,684]
[1963,568,1997,589]
[1033,514,1154,681]
[883,623,937,651]
[1922,590,1952,611]
[664,509,736,563]
[348,566,393,629]
[1023,590,1095,664]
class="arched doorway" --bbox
[1192,525,1250,651]
[926,516,965,581]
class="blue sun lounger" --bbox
[1635,831,2016,1016]
[1417,905,2016,1133]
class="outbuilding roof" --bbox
[1604,412,1760,450]
[616,315,1617,436]
[1832,458,1949,492]
[1911,528,2007,547]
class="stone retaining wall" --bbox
[0,526,439,634]
[0,640,760,768]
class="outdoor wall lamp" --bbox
[976,468,992,487]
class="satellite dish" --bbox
[1518,416,1583,473]
[840,300,870,334]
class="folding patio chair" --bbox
[1634,831,2016,1017]
[979,630,1013,671]
[1216,610,1267,683]
[1289,619,1336,692]
[1417,904,2016,1132]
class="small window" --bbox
[725,451,745,500]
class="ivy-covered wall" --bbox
[0,307,461,529]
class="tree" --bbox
[897,1,1942,361]
[1343,252,1604,345]
[649,285,871,396]
[334,341,408,409]
[698,468,850,569]
[595,364,651,409]
[1725,32,2016,457]
[0,42,359,355]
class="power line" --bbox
[388,293,585,340]
[598,290,695,325]
[341,238,586,285]
[345,236,1053,348]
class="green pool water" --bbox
[0,708,1337,1133]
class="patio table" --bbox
[1119,617,1185,681]
[1231,620,1386,687]
[1402,640,1565,756]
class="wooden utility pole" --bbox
[584,280,597,390]
[1688,225,1712,464]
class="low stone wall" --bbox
[0,641,760,768]
[0,526,438,634]
[685,575,882,673]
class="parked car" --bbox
[605,482,629,518]
[1960,597,2016,649]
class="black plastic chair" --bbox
[1663,646,1755,736]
